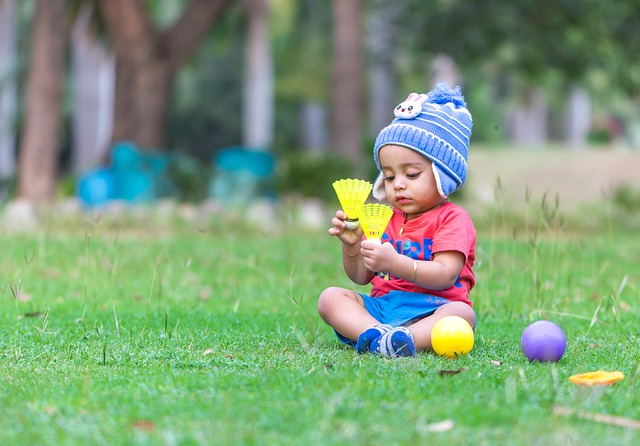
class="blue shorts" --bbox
[336,290,460,346]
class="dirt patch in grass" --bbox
[464,147,640,213]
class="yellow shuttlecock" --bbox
[359,203,393,241]
[332,178,372,230]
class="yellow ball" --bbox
[431,316,474,359]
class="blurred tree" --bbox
[70,3,115,174]
[271,0,331,153]
[17,0,67,205]
[97,0,233,151]
[403,0,640,93]
[165,13,244,160]
[243,0,273,150]
[366,0,403,139]
[0,0,18,195]
[331,0,363,161]
[400,0,640,145]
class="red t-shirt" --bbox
[370,202,476,307]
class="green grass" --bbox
[0,207,639,445]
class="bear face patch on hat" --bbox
[372,83,473,201]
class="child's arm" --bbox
[328,211,375,285]
[340,241,376,285]
[361,241,464,290]
[411,251,464,290]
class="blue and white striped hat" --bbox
[372,83,473,200]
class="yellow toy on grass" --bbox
[431,315,474,359]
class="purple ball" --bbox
[520,320,566,363]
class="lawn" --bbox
[0,203,638,446]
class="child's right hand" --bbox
[328,210,363,246]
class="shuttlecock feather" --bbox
[332,178,372,230]
[359,203,393,240]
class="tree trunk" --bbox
[0,0,18,184]
[17,0,67,204]
[508,87,548,147]
[331,0,363,161]
[300,101,327,152]
[367,0,401,138]
[71,5,116,174]
[98,0,233,151]
[564,86,591,150]
[112,56,173,151]
[243,0,273,151]
[430,54,459,91]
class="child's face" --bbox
[378,144,446,217]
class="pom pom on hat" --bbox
[372,83,473,201]
[428,83,468,108]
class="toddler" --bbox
[318,83,477,357]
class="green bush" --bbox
[611,184,640,213]
[274,151,357,202]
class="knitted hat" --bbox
[372,83,473,200]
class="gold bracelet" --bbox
[409,260,417,283]
[342,246,360,257]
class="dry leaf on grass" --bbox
[439,368,466,377]
[133,419,155,431]
[568,370,625,386]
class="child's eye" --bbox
[406,172,421,179]
[384,176,394,182]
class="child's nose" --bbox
[393,178,406,189]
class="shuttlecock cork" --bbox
[332,178,373,230]
[359,203,393,241]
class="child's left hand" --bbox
[360,239,398,273]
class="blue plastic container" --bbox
[77,168,116,208]
[210,147,275,206]
[111,142,168,203]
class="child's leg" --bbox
[318,286,380,343]
[406,301,476,352]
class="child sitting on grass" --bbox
[318,83,477,357]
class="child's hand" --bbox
[360,239,397,272]
[328,210,363,246]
